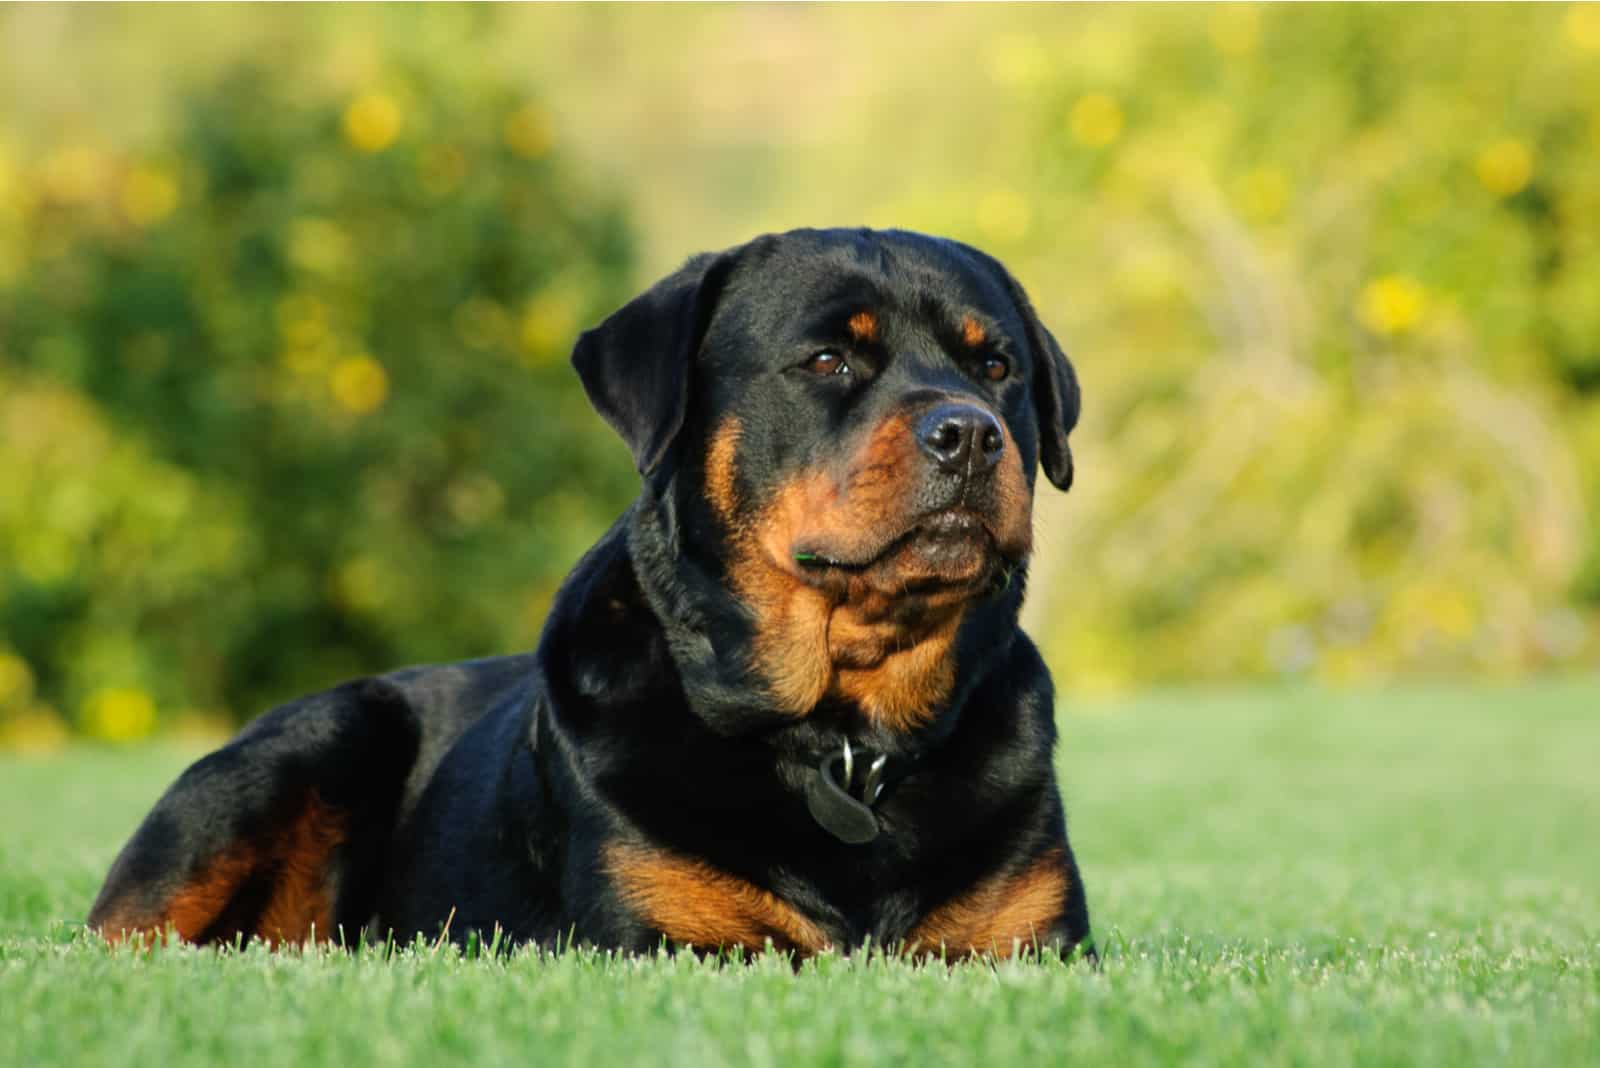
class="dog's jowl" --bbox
[89,228,1091,959]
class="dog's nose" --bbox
[916,403,1005,475]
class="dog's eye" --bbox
[981,356,1009,382]
[804,351,851,376]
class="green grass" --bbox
[3,680,1597,1066]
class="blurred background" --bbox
[2,4,1598,749]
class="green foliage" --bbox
[4,6,1600,736]
[0,51,637,737]
[963,4,1600,691]
[3,682,1598,1065]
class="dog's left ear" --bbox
[1020,291,1081,492]
[961,244,1080,490]
[989,267,1080,492]
[571,251,737,475]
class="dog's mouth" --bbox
[793,510,986,571]
[789,509,1013,594]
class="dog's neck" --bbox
[623,487,785,735]
[622,483,1023,746]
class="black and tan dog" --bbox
[88,228,1091,959]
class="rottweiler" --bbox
[88,228,1091,959]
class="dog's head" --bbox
[573,229,1079,732]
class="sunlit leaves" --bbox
[0,50,636,740]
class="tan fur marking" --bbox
[833,612,963,732]
[156,852,257,944]
[990,434,1032,555]
[960,315,987,347]
[96,792,346,947]
[255,793,346,942]
[605,843,830,954]
[706,417,743,528]
[732,555,834,713]
[907,848,1068,958]
[847,310,879,343]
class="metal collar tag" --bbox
[804,740,888,845]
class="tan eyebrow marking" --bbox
[960,315,987,347]
[847,310,879,343]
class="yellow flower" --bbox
[1358,275,1427,335]
[1059,625,1135,698]
[982,35,1047,88]
[276,293,328,348]
[0,707,69,755]
[520,292,577,363]
[84,687,157,743]
[1234,166,1290,222]
[1316,646,1380,687]
[343,91,402,153]
[975,187,1032,244]
[329,355,389,415]
[281,339,334,379]
[503,105,552,160]
[1387,581,1478,649]
[1475,139,1533,198]
[120,164,179,226]
[167,712,234,746]
[1427,586,1476,640]
[1568,4,1600,51]
[332,554,388,612]
[0,651,34,709]
[1069,93,1124,148]
[41,145,105,203]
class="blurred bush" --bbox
[3,5,1598,746]
[972,4,1600,690]
[0,49,637,743]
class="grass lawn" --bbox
[2,679,1596,1066]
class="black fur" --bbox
[88,228,1092,957]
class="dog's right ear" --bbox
[571,251,737,476]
